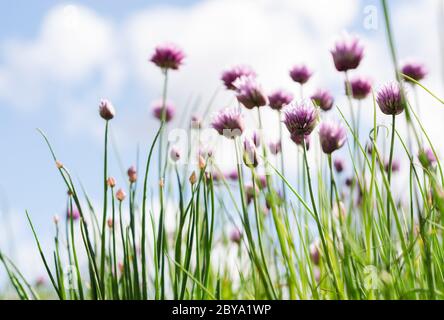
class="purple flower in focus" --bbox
[211,107,245,139]
[289,64,313,84]
[418,148,437,168]
[311,89,334,111]
[150,44,185,71]
[269,140,282,155]
[152,100,176,122]
[319,121,347,154]
[334,158,345,173]
[221,65,256,90]
[234,76,268,109]
[99,99,115,120]
[401,61,427,82]
[376,82,405,116]
[268,89,293,110]
[348,76,372,100]
[331,35,364,72]
[282,101,319,141]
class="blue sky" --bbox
[0,0,443,283]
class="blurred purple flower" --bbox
[385,159,400,173]
[251,130,261,147]
[225,169,239,181]
[234,76,268,109]
[190,114,202,129]
[401,61,427,82]
[311,89,334,111]
[319,121,347,154]
[348,76,372,100]
[127,166,137,183]
[245,183,259,205]
[229,228,242,244]
[221,65,256,90]
[289,64,312,85]
[269,140,282,155]
[333,158,345,173]
[150,44,185,71]
[67,206,80,221]
[211,107,245,139]
[152,100,176,122]
[418,148,437,168]
[310,240,320,265]
[331,35,364,72]
[376,82,405,116]
[268,89,293,111]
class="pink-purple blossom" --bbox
[289,64,312,84]
[311,89,334,111]
[319,121,347,154]
[268,89,293,110]
[152,100,176,122]
[376,82,405,116]
[331,36,364,72]
[221,65,256,90]
[150,44,185,71]
[234,76,268,109]
[211,107,245,139]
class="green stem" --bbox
[100,120,109,297]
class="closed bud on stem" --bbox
[55,160,63,169]
[107,177,116,188]
[116,188,126,201]
[189,171,197,185]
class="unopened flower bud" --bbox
[56,160,63,169]
[99,99,115,120]
[127,166,137,183]
[107,177,116,188]
[189,171,197,185]
[107,218,113,229]
[116,188,126,201]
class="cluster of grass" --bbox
[0,0,443,300]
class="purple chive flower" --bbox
[283,101,319,142]
[331,35,364,72]
[268,89,293,111]
[221,65,256,90]
[319,121,347,154]
[99,99,115,120]
[269,140,282,155]
[311,89,334,111]
[289,64,313,84]
[234,76,268,109]
[150,44,185,71]
[225,169,239,181]
[385,159,400,173]
[401,61,427,82]
[418,148,437,168]
[376,82,405,116]
[349,76,372,100]
[334,158,345,173]
[67,206,80,221]
[243,138,258,168]
[152,100,176,122]
[229,228,242,244]
[211,107,245,139]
